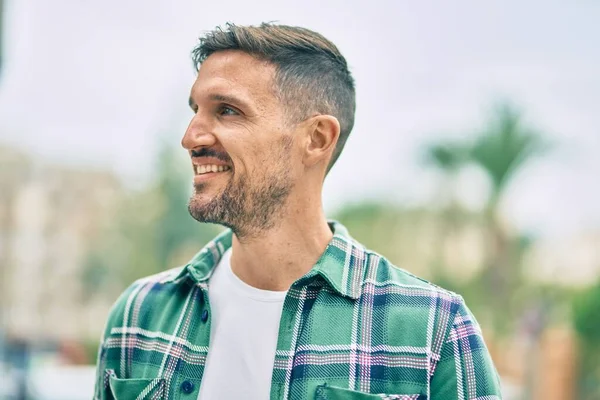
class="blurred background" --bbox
[0,0,599,399]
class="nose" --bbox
[181,114,218,151]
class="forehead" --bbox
[191,50,277,106]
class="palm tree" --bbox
[470,103,547,332]
[471,103,546,216]
[424,102,547,332]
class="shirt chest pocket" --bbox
[314,385,426,400]
[103,370,166,400]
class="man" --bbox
[94,23,501,400]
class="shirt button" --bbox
[181,380,195,394]
[201,309,209,322]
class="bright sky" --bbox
[1,0,598,239]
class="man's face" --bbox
[182,50,298,239]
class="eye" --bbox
[218,105,239,116]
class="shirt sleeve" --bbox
[429,296,503,399]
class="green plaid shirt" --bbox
[94,222,501,400]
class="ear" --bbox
[303,115,341,168]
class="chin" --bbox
[188,189,225,223]
[188,201,210,223]
[189,192,212,212]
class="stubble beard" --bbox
[188,163,293,241]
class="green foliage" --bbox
[334,202,400,241]
[572,282,600,398]
[573,282,600,348]
[424,142,468,173]
[470,103,548,201]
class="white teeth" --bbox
[195,164,230,175]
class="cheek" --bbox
[246,143,281,166]
[281,137,303,170]
[229,129,296,175]
[270,139,295,170]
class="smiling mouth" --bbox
[195,164,232,175]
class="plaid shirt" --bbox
[94,222,501,400]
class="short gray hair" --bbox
[192,22,356,172]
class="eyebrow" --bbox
[188,93,252,111]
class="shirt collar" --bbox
[170,221,367,300]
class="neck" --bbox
[229,199,332,291]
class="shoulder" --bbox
[359,246,495,374]
[357,245,472,350]
[100,266,188,339]
[361,245,461,303]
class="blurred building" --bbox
[340,204,600,288]
[0,145,122,344]
[524,232,600,286]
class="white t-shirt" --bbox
[198,248,287,400]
